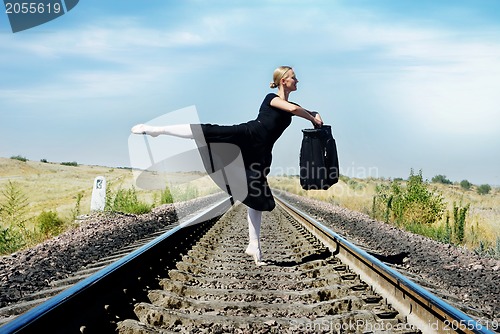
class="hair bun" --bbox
[270,66,291,89]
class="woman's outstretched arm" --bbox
[270,97,323,128]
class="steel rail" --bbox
[2,194,494,334]
[0,197,233,334]
[275,195,495,334]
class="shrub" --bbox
[10,155,27,162]
[37,210,65,237]
[443,213,452,244]
[160,186,174,205]
[71,192,83,221]
[432,175,452,184]
[61,161,78,167]
[339,175,350,183]
[460,180,472,190]
[372,182,394,223]
[348,179,365,190]
[496,237,500,258]
[0,181,31,253]
[452,202,469,244]
[0,180,30,232]
[406,171,445,223]
[0,226,24,255]
[473,237,500,259]
[107,187,151,214]
[373,169,445,226]
[477,184,491,195]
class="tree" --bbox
[460,180,472,190]
[432,174,452,184]
[477,184,491,195]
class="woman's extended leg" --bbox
[133,124,268,265]
[131,124,194,139]
[245,207,267,266]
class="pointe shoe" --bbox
[131,124,161,137]
[245,245,267,266]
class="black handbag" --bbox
[299,125,339,190]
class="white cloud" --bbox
[0,15,235,107]
[382,37,500,135]
[0,17,216,66]
[311,12,500,136]
[1,66,170,104]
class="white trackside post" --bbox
[90,176,106,211]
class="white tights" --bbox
[247,207,262,250]
[131,124,194,139]
[246,207,266,265]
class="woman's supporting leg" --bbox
[247,207,262,246]
[245,207,267,266]
[131,124,194,139]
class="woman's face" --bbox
[282,69,298,91]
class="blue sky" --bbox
[1,0,499,185]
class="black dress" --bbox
[191,93,294,211]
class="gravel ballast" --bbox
[0,191,498,328]
[277,191,499,325]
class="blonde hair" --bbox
[270,66,292,89]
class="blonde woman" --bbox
[131,66,323,265]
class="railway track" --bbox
[0,195,495,333]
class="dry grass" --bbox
[270,176,378,215]
[269,175,500,250]
[2,156,497,251]
[433,183,500,247]
[0,158,129,223]
[0,157,219,230]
